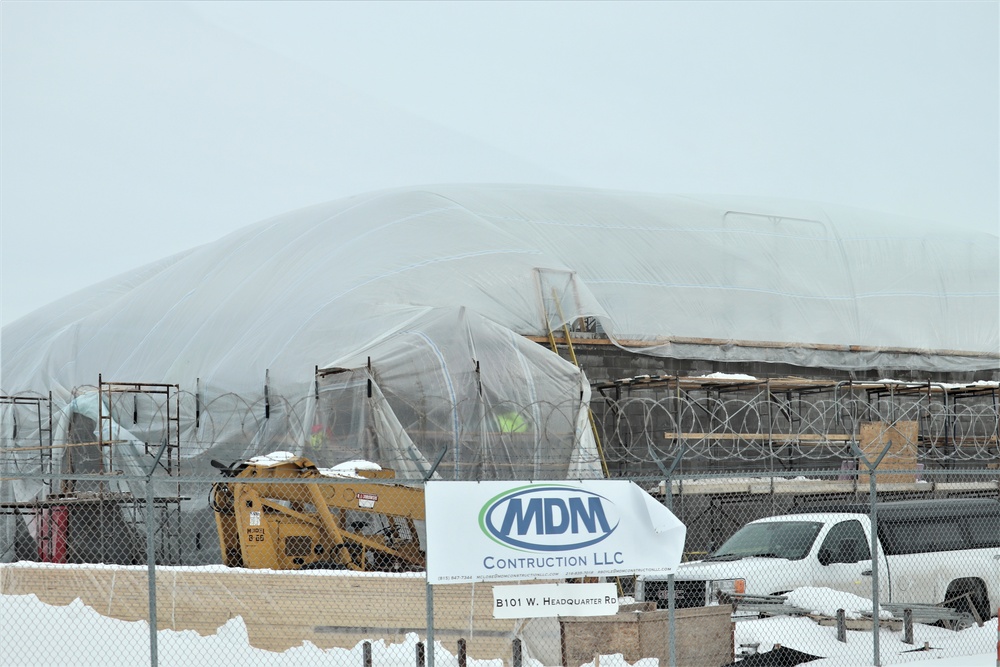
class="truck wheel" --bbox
[946,579,989,623]
[968,581,990,622]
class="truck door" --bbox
[814,519,885,601]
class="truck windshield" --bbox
[707,521,823,561]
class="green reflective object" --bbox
[495,412,528,434]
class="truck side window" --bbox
[882,518,966,554]
[819,520,870,564]
[912,520,966,552]
[965,515,1000,548]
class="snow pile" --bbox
[783,587,893,620]
[2,588,996,667]
[697,372,759,381]
[578,656,657,667]
[243,452,384,479]
[735,614,998,666]
[245,451,298,467]
[319,459,384,479]
[0,594,525,667]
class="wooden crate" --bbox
[560,605,734,667]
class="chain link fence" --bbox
[2,466,998,666]
[2,382,999,666]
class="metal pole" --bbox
[851,436,893,667]
[145,440,169,667]
[649,408,685,667]
[145,477,158,667]
[666,573,676,667]
[425,581,435,667]
[868,456,882,666]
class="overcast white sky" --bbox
[1,1,997,326]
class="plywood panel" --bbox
[560,605,733,667]
[858,421,919,484]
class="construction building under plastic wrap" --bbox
[1,184,997,567]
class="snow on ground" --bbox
[736,586,997,666]
[1,587,996,666]
[0,593,512,667]
[736,613,998,666]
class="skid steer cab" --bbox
[210,452,426,572]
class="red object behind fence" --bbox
[36,506,68,563]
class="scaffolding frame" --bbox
[0,380,186,565]
[96,375,184,564]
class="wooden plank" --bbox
[919,436,999,447]
[0,439,128,453]
[526,333,999,358]
[655,479,1000,497]
[664,432,852,442]
[812,614,902,631]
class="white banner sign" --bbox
[493,583,619,618]
[425,480,685,584]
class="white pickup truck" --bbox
[636,498,1000,620]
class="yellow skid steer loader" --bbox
[211,454,425,572]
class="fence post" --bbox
[903,609,913,645]
[850,437,893,667]
[145,440,169,667]
[457,638,466,667]
[145,475,158,667]
[649,427,685,667]
[416,641,425,667]
[425,580,435,667]
[363,641,372,667]
[421,453,444,667]
[836,609,846,643]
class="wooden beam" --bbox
[664,432,852,442]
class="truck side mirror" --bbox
[818,547,833,566]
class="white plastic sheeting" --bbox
[310,307,600,481]
[1,185,997,471]
[5,185,997,391]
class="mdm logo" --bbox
[479,485,620,551]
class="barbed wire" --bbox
[2,385,998,476]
